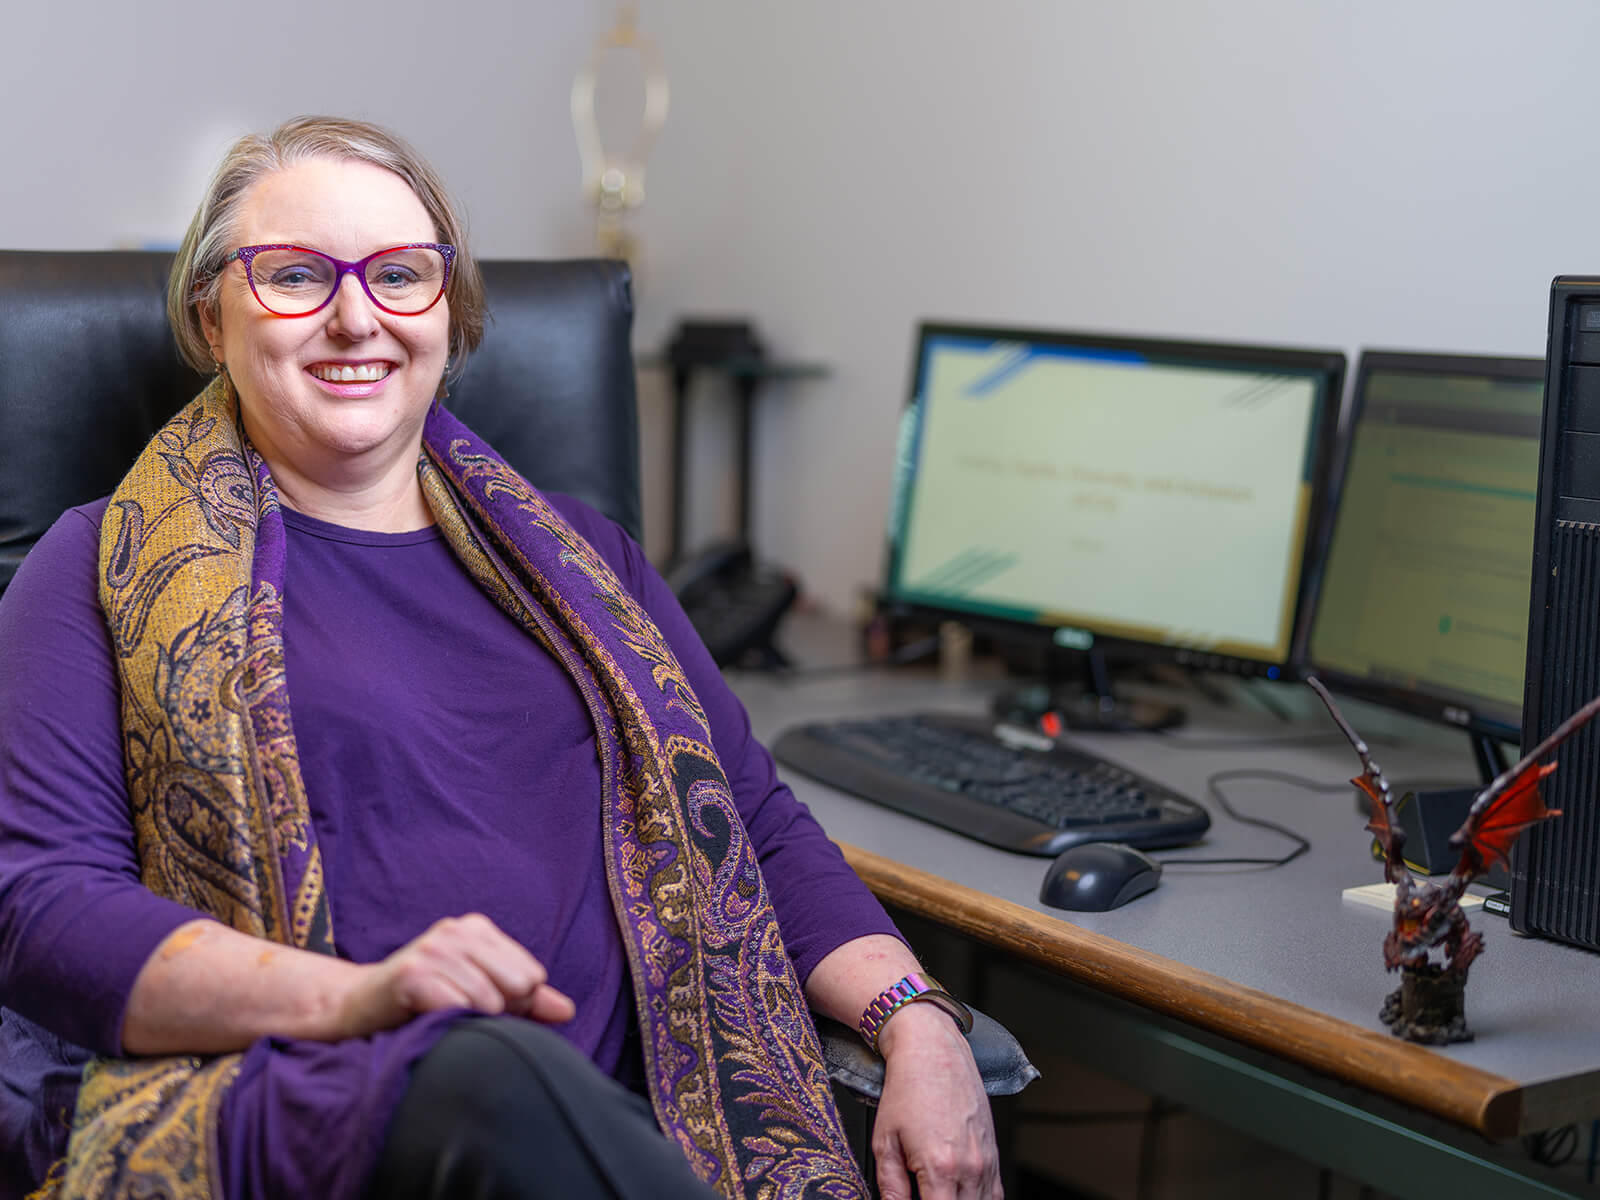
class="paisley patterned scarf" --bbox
[40,377,864,1200]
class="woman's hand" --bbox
[799,934,1001,1196]
[340,913,576,1036]
[123,913,574,1055]
[871,1003,1001,1200]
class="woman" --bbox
[0,117,998,1200]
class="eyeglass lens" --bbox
[247,247,447,315]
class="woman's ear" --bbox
[198,299,223,366]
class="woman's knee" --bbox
[368,1018,712,1200]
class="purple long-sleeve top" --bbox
[0,492,899,1200]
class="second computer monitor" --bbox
[883,324,1344,680]
[1305,350,1545,738]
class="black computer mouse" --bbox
[1039,841,1162,912]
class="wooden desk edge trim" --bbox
[839,843,1525,1138]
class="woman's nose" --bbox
[325,272,380,338]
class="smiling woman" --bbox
[0,116,999,1200]
[196,157,453,530]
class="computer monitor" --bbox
[880,323,1344,730]
[1304,349,1545,769]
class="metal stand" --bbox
[657,320,827,566]
[647,321,827,667]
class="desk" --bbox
[731,621,1600,1198]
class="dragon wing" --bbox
[1450,761,1559,878]
[1307,676,1407,882]
[1354,773,1401,862]
[1450,692,1600,881]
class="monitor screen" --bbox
[882,325,1344,676]
[1305,350,1545,736]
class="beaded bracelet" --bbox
[857,971,973,1054]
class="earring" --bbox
[210,356,234,401]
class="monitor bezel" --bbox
[880,320,1347,679]
[1300,348,1546,740]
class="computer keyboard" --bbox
[772,712,1210,857]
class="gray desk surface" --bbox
[729,619,1600,1140]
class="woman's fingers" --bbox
[447,914,576,1020]
[448,913,545,999]
[388,953,494,1012]
[525,984,577,1023]
[380,914,575,1024]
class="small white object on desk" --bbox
[1342,881,1484,913]
[937,620,973,684]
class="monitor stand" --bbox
[1468,729,1511,784]
[992,648,1186,734]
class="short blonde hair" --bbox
[168,115,486,379]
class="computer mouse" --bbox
[1039,841,1162,912]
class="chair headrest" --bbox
[0,252,641,593]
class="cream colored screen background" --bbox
[893,340,1319,657]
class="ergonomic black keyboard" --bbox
[772,712,1210,857]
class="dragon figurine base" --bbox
[1381,963,1471,1044]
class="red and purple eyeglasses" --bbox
[223,243,455,317]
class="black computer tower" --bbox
[1515,276,1600,950]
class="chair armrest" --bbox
[815,1009,1039,1102]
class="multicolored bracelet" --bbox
[857,971,973,1054]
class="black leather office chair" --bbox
[0,252,642,591]
[0,250,1035,1190]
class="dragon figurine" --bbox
[1307,676,1600,1043]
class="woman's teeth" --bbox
[310,363,390,383]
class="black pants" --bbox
[366,1018,719,1200]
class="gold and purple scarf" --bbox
[40,377,864,1200]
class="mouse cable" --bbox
[1155,768,1340,868]
[1153,729,1354,752]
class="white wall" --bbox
[0,0,680,547]
[630,0,1600,614]
[9,2,1600,615]
[0,1,598,255]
